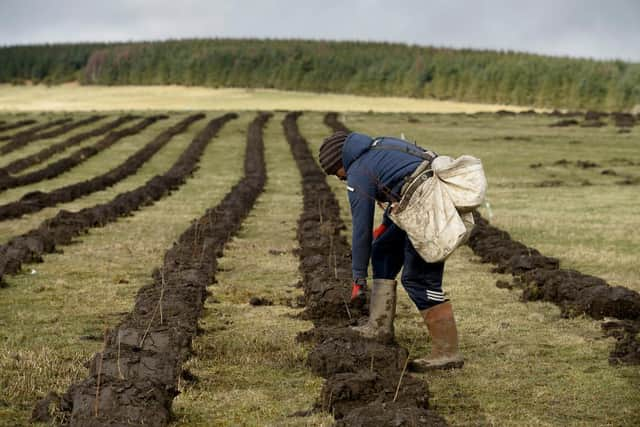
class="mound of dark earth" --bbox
[580,120,606,128]
[1,115,138,175]
[0,114,200,220]
[468,212,640,365]
[0,119,37,133]
[0,115,167,192]
[611,112,636,128]
[0,115,104,154]
[585,111,608,121]
[324,112,351,133]
[549,119,579,127]
[0,117,72,143]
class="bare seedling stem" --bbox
[94,327,108,417]
[116,330,124,380]
[343,299,352,320]
[393,334,418,402]
[159,268,166,325]
[199,241,207,265]
[139,300,160,348]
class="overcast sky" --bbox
[1,0,639,62]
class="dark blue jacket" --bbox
[342,132,426,279]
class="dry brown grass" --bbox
[0,84,536,114]
[0,109,637,426]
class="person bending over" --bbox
[319,130,464,371]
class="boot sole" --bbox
[349,326,395,343]
[409,358,464,372]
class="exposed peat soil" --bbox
[611,112,637,128]
[0,116,167,192]
[285,112,446,426]
[33,112,270,425]
[0,118,72,143]
[324,112,351,133]
[528,159,640,186]
[548,110,636,129]
[549,119,579,127]
[0,113,235,286]
[0,114,204,221]
[468,212,640,365]
[547,110,582,118]
[0,115,138,175]
[0,119,37,133]
[0,115,105,154]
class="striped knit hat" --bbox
[319,131,348,175]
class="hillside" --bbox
[1,38,639,110]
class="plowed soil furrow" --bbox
[324,112,351,133]
[0,118,73,144]
[0,113,236,286]
[468,212,640,365]
[41,113,270,426]
[283,112,446,426]
[0,119,37,134]
[0,115,105,155]
[0,114,204,221]
[0,115,138,175]
[0,115,167,192]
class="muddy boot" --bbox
[411,301,464,371]
[351,279,396,340]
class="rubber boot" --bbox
[351,279,396,340]
[411,301,464,371]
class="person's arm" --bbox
[347,166,376,280]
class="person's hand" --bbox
[351,278,367,303]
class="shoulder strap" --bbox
[369,137,437,162]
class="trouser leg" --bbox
[371,218,405,279]
[400,237,446,311]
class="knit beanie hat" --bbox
[319,131,348,175]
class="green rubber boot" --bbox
[351,279,396,340]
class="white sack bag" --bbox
[389,155,486,262]
[431,155,487,212]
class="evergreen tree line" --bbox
[1,38,638,110]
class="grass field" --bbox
[0,92,637,426]
[0,84,537,113]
